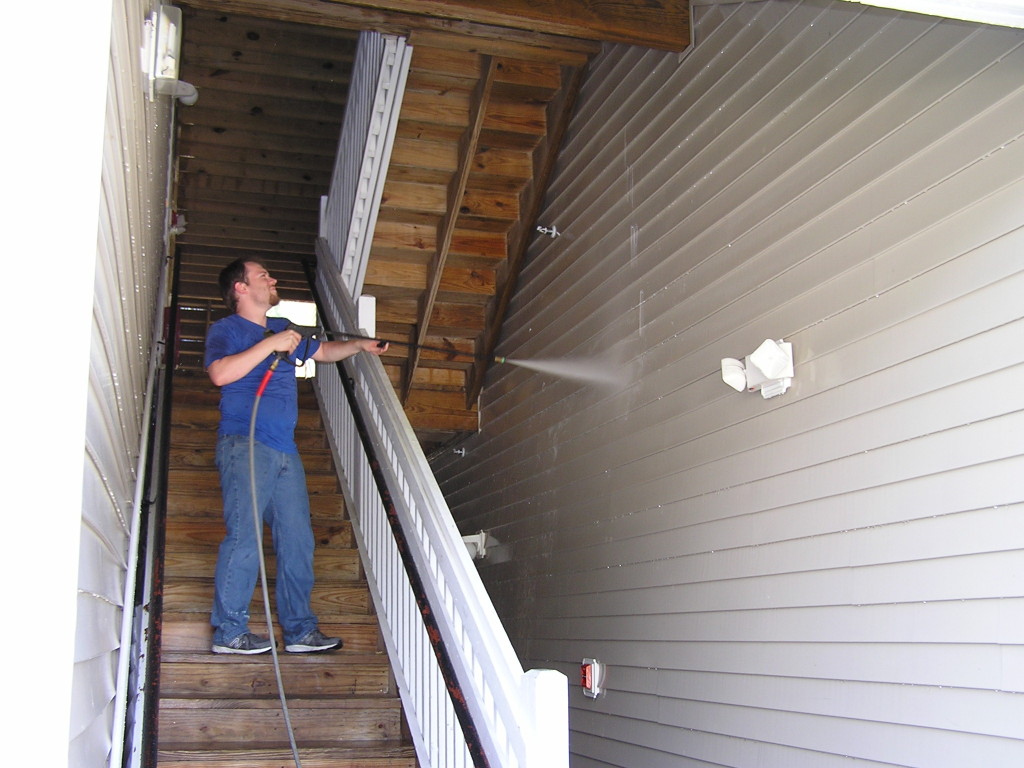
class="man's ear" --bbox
[234,280,248,298]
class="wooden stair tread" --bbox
[160,653,393,699]
[156,741,416,768]
[163,581,372,614]
[158,698,405,745]
[163,518,354,548]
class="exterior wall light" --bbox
[142,5,198,105]
[721,339,795,399]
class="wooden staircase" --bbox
[157,372,417,767]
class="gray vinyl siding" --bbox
[432,1,1024,766]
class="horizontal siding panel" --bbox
[533,597,1024,645]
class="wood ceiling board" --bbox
[177,107,342,141]
[176,146,334,179]
[176,191,322,220]
[178,173,323,199]
[182,69,352,105]
[178,158,333,188]
[177,86,346,123]
[176,127,339,156]
[182,0,600,56]
[329,0,689,50]
[182,208,315,233]
[183,7,360,53]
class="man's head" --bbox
[218,258,280,313]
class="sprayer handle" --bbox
[285,323,321,339]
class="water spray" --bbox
[286,324,625,388]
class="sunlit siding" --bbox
[433,1,1024,765]
[70,0,172,764]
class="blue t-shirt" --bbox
[204,315,320,454]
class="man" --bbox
[204,258,387,654]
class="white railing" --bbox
[309,245,568,768]
[320,31,410,297]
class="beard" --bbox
[269,288,281,307]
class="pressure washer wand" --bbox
[286,323,506,364]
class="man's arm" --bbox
[207,329,302,387]
[312,338,389,364]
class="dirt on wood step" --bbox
[158,697,405,747]
[164,547,362,583]
[156,741,417,767]
[163,580,372,616]
[164,518,354,549]
[160,652,393,698]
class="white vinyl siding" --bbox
[433,1,1024,766]
[71,1,173,764]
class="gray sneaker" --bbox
[212,632,272,655]
[285,628,342,653]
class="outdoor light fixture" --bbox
[721,339,795,399]
[462,530,491,560]
[142,5,198,105]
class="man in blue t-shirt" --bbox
[204,258,387,654]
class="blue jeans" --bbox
[211,434,318,646]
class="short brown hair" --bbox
[218,258,258,312]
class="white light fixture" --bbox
[141,5,198,105]
[462,530,491,560]
[721,339,795,399]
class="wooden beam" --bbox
[178,0,602,61]
[327,0,690,51]
[403,56,497,402]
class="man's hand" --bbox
[267,329,302,356]
[313,337,389,364]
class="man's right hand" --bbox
[266,329,302,356]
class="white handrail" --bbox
[310,244,568,768]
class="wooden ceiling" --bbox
[171,0,689,452]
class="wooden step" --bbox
[166,488,347,521]
[171,424,331,452]
[163,580,373,615]
[157,697,405,747]
[167,467,341,500]
[164,519,354,550]
[162,614,384,655]
[160,652,393,698]
[171,380,322,410]
[156,742,417,767]
[169,444,338,473]
[173,404,327,433]
[165,547,362,582]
